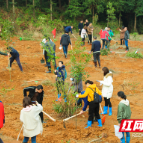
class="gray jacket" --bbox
[45,40,56,54]
[72,78,83,93]
[124,30,129,40]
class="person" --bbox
[81,26,87,46]
[70,73,83,106]
[101,27,109,49]
[0,101,5,143]
[90,36,101,68]
[117,91,131,143]
[44,37,56,73]
[87,23,94,44]
[85,19,90,27]
[60,31,72,58]
[7,46,23,71]
[108,27,114,45]
[124,27,130,51]
[78,20,83,35]
[0,51,8,56]
[119,26,125,45]
[64,26,73,34]
[55,61,67,102]
[98,67,113,116]
[23,85,44,123]
[76,80,102,128]
[20,97,43,143]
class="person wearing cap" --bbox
[90,36,101,68]
[60,31,72,58]
[7,46,23,71]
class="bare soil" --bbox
[0,38,143,143]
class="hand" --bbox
[118,124,120,126]
[89,51,91,54]
[80,110,84,114]
[99,81,103,86]
[7,53,10,56]
[55,75,57,77]
[35,101,38,105]
[128,39,129,41]
[76,94,79,98]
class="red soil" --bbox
[0,38,143,143]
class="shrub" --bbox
[126,51,143,59]
[101,49,110,56]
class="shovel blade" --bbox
[102,115,106,124]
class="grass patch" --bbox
[101,49,110,56]
[126,51,143,59]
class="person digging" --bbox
[7,46,23,72]
[23,85,45,123]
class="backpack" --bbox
[57,67,67,79]
[88,87,102,103]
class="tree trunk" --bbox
[33,0,34,6]
[50,0,52,21]
[12,0,15,31]
[119,12,121,27]
[12,0,15,14]
[33,0,35,18]
[26,0,27,7]
[59,0,61,9]
[6,0,8,9]
[134,14,137,32]
[92,6,94,24]
[69,0,70,4]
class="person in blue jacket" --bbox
[64,26,73,34]
[7,46,23,71]
[55,61,67,102]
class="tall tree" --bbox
[6,0,8,9]
[50,0,52,20]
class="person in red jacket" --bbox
[0,101,5,143]
[101,27,109,49]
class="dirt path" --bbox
[0,38,143,143]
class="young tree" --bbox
[6,0,8,10]
[50,0,52,21]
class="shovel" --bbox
[100,104,105,124]
[6,54,11,70]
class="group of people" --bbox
[0,22,132,143]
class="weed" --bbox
[101,49,110,56]
[126,51,143,59]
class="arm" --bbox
[78,88,89,98]
[91,43,94,52]
[117,104,123,124]
[71,28,73,34]
[100,76,113,87]
[0,51,8,56]
[82,98,89,111]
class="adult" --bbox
[101,27,109,49]
[7,46,23,71]
[44,37,56,73]
[64,26,73,34]
[98,67,113,116]
[85,19,90,27]
[117,91,131,143]
[78,20,83,35]
[87,23,94,44]
[23,85,44,123]
[119,26,125,45]
[60,31,71,58]
[81,26,87,46]
[124,27,130,51]
[108,27,114,44]
[20,97,43,143]
[90,36,101,68]
[0,101,5,143]
[76,80,102,128]
[55,61,66,102]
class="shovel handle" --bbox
[100,104,103,114]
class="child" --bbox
[20,97,43,143]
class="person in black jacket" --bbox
[90,36,101,68]
[78,20,83,35]
[7,46,23,71]
[60,31,72,58]
[44,37,56,73]
[23,85,44,123]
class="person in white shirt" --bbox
[20,97,43,143]
[81,26,87,46]
[98,67,113,116]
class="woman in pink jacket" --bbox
[101,27,109,49]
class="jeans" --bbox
[120,132,130,143]
[79,29,81,35]
[88,35,92,44]
[10,56,23,71]
[63,45,68,55]
[0,138,4,143]
[104,97,112,107]
[93,52,100,62]
[88,101,100,122]
[44,51,56,68]
[102,39,107,49]
[125,40,128,47]
[23,136,36,143]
